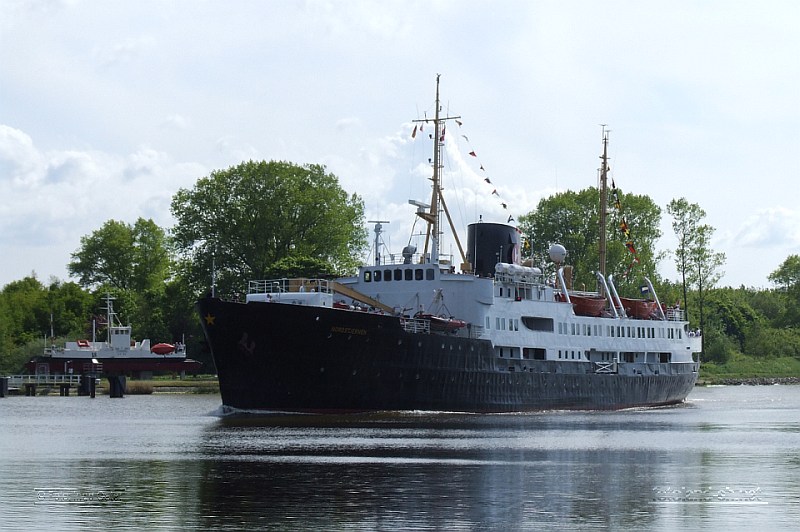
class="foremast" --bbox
[598,126,611,291]
[412,75,467,267]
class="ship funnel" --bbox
[467,222,520,277]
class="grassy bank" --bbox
[98,374,220,395]
[699,354,800,384]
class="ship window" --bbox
[384,269,392,282]
[394,269,402,281]
[364,271,372,282]
[501,317,506,330]
[415,269,423,281]
[374,270,382,282]
[486,316,491,329]
[426,268,435,280]
[404,269,413,281]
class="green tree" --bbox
[768,254,800,290]
[667,198,725,348]
[518,187,662,293]
[170,160,367,296]
[704,288,762,351]
[689,223,726,350]
[769,255,800,327]
[0,276,48,344]
[68,218,171,291]
[44,279,95,338]
[666,198,705,313]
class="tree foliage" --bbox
[518,187,662,294]
[170,160,367,296]
[68,218,171,291]
[768,254,800,290]
[768,255,800,327]
[666,199,725,305]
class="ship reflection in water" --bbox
[2,387,799,530]
[198,413,679,530]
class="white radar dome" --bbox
[548,244,567,264]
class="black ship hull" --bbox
[198,297,698,413]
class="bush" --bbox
[702,328,737,364]
[744,325,800,358]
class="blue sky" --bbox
[2,0,799,289]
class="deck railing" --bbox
[6,374,83,388]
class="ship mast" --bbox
[598,126,610,284]
[412,74,465,265]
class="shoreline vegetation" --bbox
[10,359,800,396]
[696,354,800,385]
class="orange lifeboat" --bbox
[151,343,176,355]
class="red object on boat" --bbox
[569,294,607,317]
[416,313,467,332]
[620,298,658,319]
[151,343,176,355]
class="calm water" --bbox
[1,386,799,531]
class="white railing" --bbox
[6,374,83,387]
[665,308,685,321]
[401,318,431,334]
[248,278,332,295]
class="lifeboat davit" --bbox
[151,343,176,355]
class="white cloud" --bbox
[0,125,45,185]
[725,207,800,249]
[2,1,800,288]
[0,124,206,285]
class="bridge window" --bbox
[415,269,424,281]
[363,271,372,282]
[426,268,435,280]
[404,269,413,281]
[374,270,382,282]
[394,269,402,281]
[384,269,392,281]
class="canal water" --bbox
[1,385,798,530]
